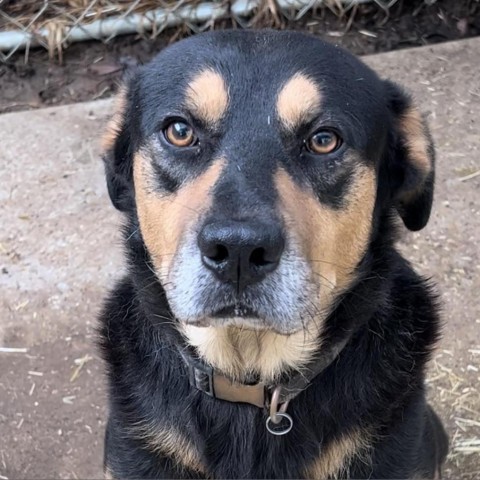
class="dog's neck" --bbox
[180,322,322,384]
[177,330,351,410]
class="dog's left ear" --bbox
[384,80,435,231]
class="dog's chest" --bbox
[145,394,363,479]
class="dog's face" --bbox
[103,31,434,374]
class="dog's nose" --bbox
[198,221,285,291]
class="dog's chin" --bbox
[181,310,302,335]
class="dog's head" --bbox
[102,30,434,343]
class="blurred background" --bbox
[0,1,479,479]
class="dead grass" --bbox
[0,0,424,61]
[428,348,480,479]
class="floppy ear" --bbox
[384,81,435,231]
[101,77,138,213]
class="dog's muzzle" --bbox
[166,219,314,333]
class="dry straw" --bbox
[0,0,397,61]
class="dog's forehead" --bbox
[140,31,385,124]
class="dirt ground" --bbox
[1,0,480,113]
[0,27,479,480]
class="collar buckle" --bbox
[181,349,215,397]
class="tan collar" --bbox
[179,335,349,409]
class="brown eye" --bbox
[306,130,341,154]
[164,121,196,147]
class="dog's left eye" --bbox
[163,121,197,147]
[306,129,341,155]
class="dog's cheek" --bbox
[133,153,224,281]
[275,164,376,315]
[325,165,376,292]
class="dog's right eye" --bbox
[163,121,197,147]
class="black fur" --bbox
[98,30,448,479]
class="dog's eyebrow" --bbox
[184,69,229,125]
[276,73,322,130]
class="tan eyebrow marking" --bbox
[184,69,229,124]
[276,73,322,130]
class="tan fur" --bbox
[181,321,320,383]
[305,429,371,479]
[132,422,205,474]
[399,105,432,176]
[276,73,321,130]
[275,160,376,295]
[101,85,128,152]
[185,69,229,125]
[133,153,224,280]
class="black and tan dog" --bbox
[99,30,448,479]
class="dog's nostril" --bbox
[198,221,284,288]
[249,247,270,267]
[207,244,229,263]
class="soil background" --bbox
[1,0,479,113]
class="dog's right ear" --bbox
[101,77,138,213]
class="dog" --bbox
[98,30,448,479]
